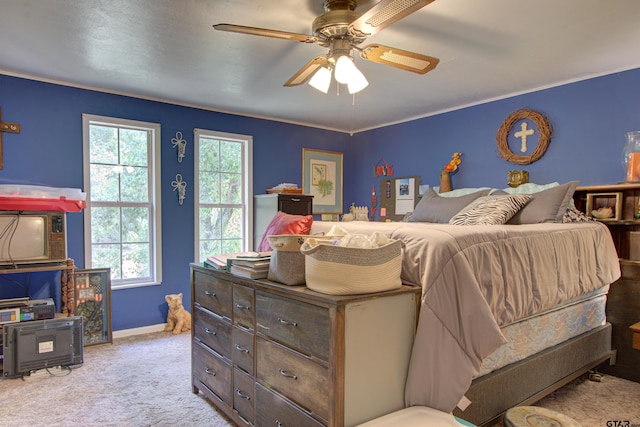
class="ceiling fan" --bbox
[213,0,440,94]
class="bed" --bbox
[309,215,620,426]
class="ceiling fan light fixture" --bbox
[309,66,332,93]
[347,69,368,94]
[334,55,358,84]
[213,1,440,95]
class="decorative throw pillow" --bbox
[563,207,594,223]
[507,180,579,224]
[258,211,313,252]
[449,194,532,225]
[408,188,491,223]
[496,182,560,195]
[434,187,493,198]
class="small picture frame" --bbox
[585,192,622,221]
[73,268,112,346]
[302,148,343,214]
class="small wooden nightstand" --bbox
[631,322,640,350]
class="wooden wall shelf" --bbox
[574,183,640,382]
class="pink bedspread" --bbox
[310,221,620,412]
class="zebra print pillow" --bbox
[449,194,532,226]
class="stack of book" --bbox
[229,256,271,279]
[204,251,272,280]
[204,253,237,270]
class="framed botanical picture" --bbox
[73,268,112,346]
[302,148,343,214]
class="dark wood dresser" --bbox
[190,263,420,427]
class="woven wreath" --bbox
[496,109,552,165]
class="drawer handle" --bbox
[278,368,297,380]
[277,317,297,327]
[204,328,217,335]
[235,388,251,400]
[290,198,301,202]
[235,303,251,310]
[204,367,216,376]
[204,290,216,297]
[235,344,249,353]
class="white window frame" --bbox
[82,114,162,289]
[194,129,253,262]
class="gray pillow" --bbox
[449,194,532,226]
[507,181,579,224]
[408,188,491,223]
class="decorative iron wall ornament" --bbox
[171,131,187,163]
[172,173,187,205]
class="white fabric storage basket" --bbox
[266,234,308,285]
[300,238,403,295]
[267,234,335,286]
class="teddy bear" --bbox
[164,293,192,335]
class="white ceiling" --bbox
[2,0,640,134]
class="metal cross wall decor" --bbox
[0,107,21,169]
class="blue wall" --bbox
[0,74,355,330]
[1,67,639,330]
[350,68,640,210]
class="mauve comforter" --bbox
[310,221,620,412]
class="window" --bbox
[82,114,161,289]
[194,129,253,262]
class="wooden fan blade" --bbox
[213,24,317,43]
[349,0,435,37]
[283,55,330,87]
[360,44,439,74]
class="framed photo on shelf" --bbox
[585,192,622,221]
[302,148,343,214]
[73,268,112,346]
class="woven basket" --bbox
[266,234,335,286]
[300,238,403,295]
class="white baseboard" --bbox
[113,323,167,339]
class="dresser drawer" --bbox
[278,194,313,216]
[194,306,232,357]
[257,337,329,421]
[233,367,255,424]
[255,383,324,427]
[232,326,255,375]
[256,290,330,360]
[233,284,255,330]
[193,270,232,318]
[192,340,232,404]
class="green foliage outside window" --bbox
[87,123,154,285]
[197,136,245,261]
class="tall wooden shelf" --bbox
[574,183,640,382]
[0,259,76,315]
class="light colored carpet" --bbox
[521,372,640,427]
[1,330,638,427]
[493,373,640,427]
[0,331,233,427]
